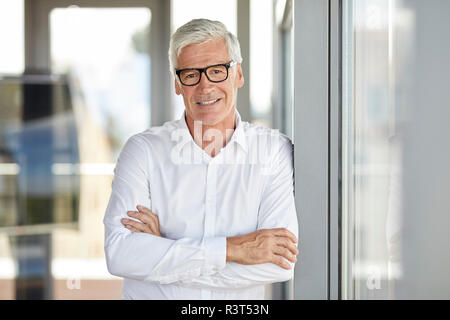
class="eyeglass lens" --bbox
[179,65,228,85]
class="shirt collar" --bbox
[175,109,248,154]
[229,110,248,153]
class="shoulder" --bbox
[242,121,293,157]
[124,118,180,152]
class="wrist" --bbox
[226,237,237,262]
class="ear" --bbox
[235,63,244,88]
[174,78,182,95]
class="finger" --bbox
[273,228,298,243]
[150,212,159,227]
[145,215,161,236]
[127,211,151,224]
[122,218,149,233]
[121,218,142,233]
[150,215,161,236]
[136,205,155,216]
[277,237,299,256]
[271,255,292,270]
[274,246,297,263]
[141,208,159,225]
[135,207,160,227]
[127,211,159,234]
[132,211,160,235]
[125,224,141,233]
[137,207,161,235]
[123,214,161,236]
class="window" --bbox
[342,0,414,299]
[0,5,153,299]
[0,0,24,300]
[250,0,273,128]
[0,0,24,74]
[49,7,152,298]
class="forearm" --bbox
[179,229,297,290]
[104,227,226,284]
[106,177,297,289]
[226,229,297,268]
[105,227,296,289]
[180,261,294,290]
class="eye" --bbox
[210,68,225,74]
[181,71,199,80]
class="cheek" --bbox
[180,90,194,105]
[224,85,237,103]
[185,96,194,107]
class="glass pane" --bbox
[0,74,80,299]
[342,0,414,299]
[0,0,24,74]
[0,6,151,300]
[51,7,151,159]
[52,7,150,299]
[250,0,273,128]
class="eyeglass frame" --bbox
[175,60,237,86]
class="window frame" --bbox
[292,0,342,300]
[25,0,172,126]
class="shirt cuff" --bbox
[204,237,227,272]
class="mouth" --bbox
[196,98,221,106]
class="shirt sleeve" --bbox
[179,136,299,290]
[103,135,227,284]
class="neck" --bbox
[186,109,236,157]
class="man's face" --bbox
[175,38,244,127]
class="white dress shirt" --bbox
[103,110,298,299]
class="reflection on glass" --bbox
[49,7,152,299]
[0,0,24,74]
[0,7,152,299]
[0,75,79,231]
[51,7,151,160]
[0,74,81,299]
[250,0,273,127]
[342,0,414,299]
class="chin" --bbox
[192,109,224,125]
[197,114,222,126]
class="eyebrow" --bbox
[176,61,230,70]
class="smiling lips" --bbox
[197,98,220,106]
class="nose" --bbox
[196,71,213,90]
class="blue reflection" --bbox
[0,75,80,227]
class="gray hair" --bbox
[168,18,243,75]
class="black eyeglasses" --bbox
[175,61,237,86]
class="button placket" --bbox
[202,160,218,299]
[204,161,217,238]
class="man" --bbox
[104,19,298,299]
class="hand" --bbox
[226,228,298,270]
[121,205,161,237]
